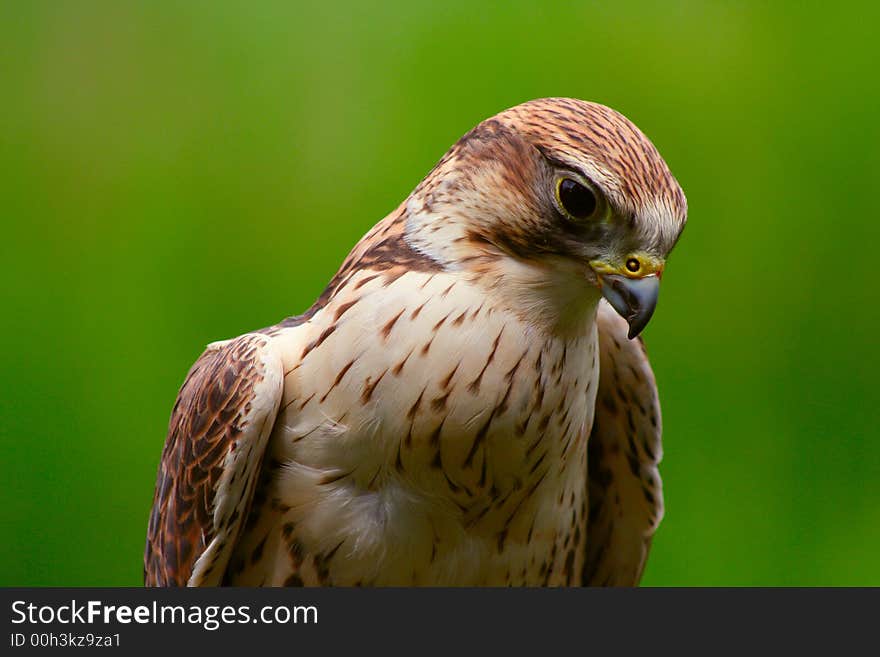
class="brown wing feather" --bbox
[582,301,664,586]
[144,333,283,586]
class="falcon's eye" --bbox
[626,258,641,273]
[556,177,598,221]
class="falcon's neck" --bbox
[403,202,601,338]
[321,198,601,340]
[464,254,602,338]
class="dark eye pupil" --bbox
[559,178,597,219]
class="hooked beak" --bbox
[598,274,660,339]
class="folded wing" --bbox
[144,334,283,586]
[582,301,665,586]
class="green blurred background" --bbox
[2,1,878,586]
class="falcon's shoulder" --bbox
[582,300,664,586]
[144,333,284,586]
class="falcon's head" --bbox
[405,97,687,338]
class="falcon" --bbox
[144,97,687,586]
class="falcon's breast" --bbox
[227,257,599,586]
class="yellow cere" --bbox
[589,253,665,279]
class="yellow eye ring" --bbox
[555,177,597,221]
[626,258,641,273]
